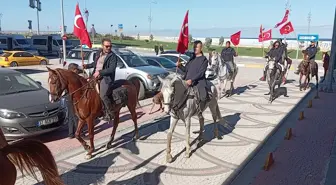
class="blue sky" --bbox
[1,0,335,38]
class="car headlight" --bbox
[0,109,26,119]
[60,97,67,108]
[147,74,157,80]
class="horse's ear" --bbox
[158,76,164,83]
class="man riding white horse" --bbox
[260,40,286,81]
[176,40,210,113]
[221,41,238,76]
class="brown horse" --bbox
[0,129,63,185]
[47,68,140,159]
[299,52,319,91]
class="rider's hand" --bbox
[176,61,181,67]
[186,79,192,86]
[82,64,87,69]
[93,72,100,79]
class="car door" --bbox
[12,52,25,66]
[114,56,127,80]
[21,52,37,65]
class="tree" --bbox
[188,34,193,44]
[149,34,154,41]
[219,36,224,46]
[205,37,212,48]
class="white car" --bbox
[158,53,216,79]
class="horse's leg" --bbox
[217,78,222,99]
[149,103,155,114]
[75,119,89,150]
[166,116,179,163]
[197,114,204,142]
[209,102,220,139]
[299,73,303,91]
[129,105,139,140]
[105,111,120,149]
[223,78,228,96]
[85,117,95,160]
[306,75,311,90]
[184,117,192,158]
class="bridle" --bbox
[49,70,95,104]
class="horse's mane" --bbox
[2,139,63,185]
[55,68,90,87]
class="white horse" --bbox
[265,57,282,103]
[210,51,239,98]
[158,74,223,163]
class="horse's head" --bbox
[211,51,220,65]
[47,67,67,103]
[158,73,181,113]
[267,57,276,70]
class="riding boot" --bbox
[102,97,115,121]
[260,71,266,81]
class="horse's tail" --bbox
[131,78,142,109]
[3,139,63,185]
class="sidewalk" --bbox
[248,92,336,185]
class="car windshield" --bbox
[67,50,91,60]
[57,40,72,46]
[16,39,30,45]
[181,55,190,61]
[0,52,12,57]
[120,55,149,67]
[157,57,176,68]
[0,72,40,95]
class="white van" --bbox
[31,35,73,56]
[0,35,22,50]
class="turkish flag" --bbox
[176,10,189,54]
[73,3,92,48]
[258,29,272,42]
[275,9,290,28]
[230,31,241,46]
[279,21,294,35]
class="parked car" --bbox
[161,50,194,58]
[142,56,183,74]
[0,68,66,140]
[30,34,73,56]
[159,53,216,79]
[64,48,169,99]
[0,51,49,67]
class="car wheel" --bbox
[138,80,145,100]
[40,60,48,65]
[10,62,18,67]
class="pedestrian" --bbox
[322,51,330,82]
[66,63,81,139]
[154,43,159,55]
[159,44,164,54]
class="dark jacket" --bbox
[86,49,118,84]
[179,55,208,86]
[154,45,159,52]
[267,47,283,63]
[305,45,317,60]
[221,47,237,62]
[159,45,164,53]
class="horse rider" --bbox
[177,40,210,112]
[294,41,318,75]
[83,38,118,121]
[260,41,284,80]
[221,41,238,76]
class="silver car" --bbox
[64,48,169,99]
[0,68,66,140]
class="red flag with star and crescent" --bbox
[73,3,92,48]
[275,9,290,28]
[259,29,272,42]
[279,21,294,35]
[176,10,189,54]
[230,31,241,46]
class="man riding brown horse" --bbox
[83,38,117,121]
[295,41,318,75]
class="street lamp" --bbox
[148,1,157,35]
[307,10,312,34]
[60,0,66,64]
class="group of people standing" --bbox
[154,44,164,55]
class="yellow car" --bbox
[0,51,49,67]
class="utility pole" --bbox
[110,24,113,39]
[308,10,312,34]
[0,13,2,33]
[60,0,66,64]
[29,0,41,34]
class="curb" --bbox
[226,83,316,185]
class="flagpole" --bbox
[80,42,85,76]
[60,0,67,65]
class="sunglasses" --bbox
[104,45,112,48]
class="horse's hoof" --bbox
[264,93,270,95]
[184,152,191,158]
[85,154,92,160]
[84,145,90,151]
[166,154,173,163]
[105,143,111,149]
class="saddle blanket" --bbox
[107,86,128,106]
